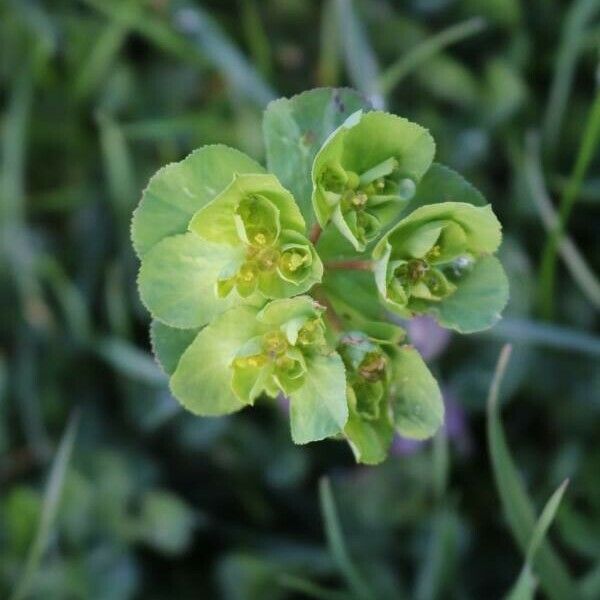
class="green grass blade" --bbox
[240,0,272,80]
[482,317,600,357]
[172,4,275,105]
[335,0,383,108]
[523,133,600,311]
[415,507,460,600]
[73,1,136,99]
[525,480,569,564]
[539,87,600,317]
[97,111,136,225]
[78,0,208,69]
[542,0,600,154]
[95,337,166,386]
[506,480,569,600]
[487,345,578,600]
[10,411,81,600]
[379,17,487,95]
[318,0,341,87]
[279,573,350,600]
[319,477,373,600]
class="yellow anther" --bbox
[375,179,385,190]
[238,263,257,282]
[254,232,267,245]
[282,251,305,273]
[263,331,288,356]
[351,192,368,208]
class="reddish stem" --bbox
[309,224,322,244]
[325,260,373,271]
[312,288,344,333]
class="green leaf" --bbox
[433,255,509,333]
[404,162,486,215]
[289,352,348,444]
[487,346,577,600]
[390,346,443,440]
[188,173,305,245]
[263,88,371,223]
[344,386,393,465]
[150,320,200,376]
[132,145,264,258]
[170,305,264,415]
[138,232,248,329]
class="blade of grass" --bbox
[542,0,600,155]
[319,477,373,600]
[482,316,600,357]
[379,17,487,95]
[581,562,600,600]
[97,110,136,227]
[172,4,275,106]
[279,573,350,600]
[240,0,272,80]
[523,132,600,311]
[487,345,577,600]
[335,0,384,108]
[10,410,81,600]
[538,86,600,318]
[415,507,460,600]
[94,337,166,386]
[73,0,137,99]
[505,480,569,600]
[318,0,341,87]
[78,0,208,70]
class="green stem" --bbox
[538,86,600,318]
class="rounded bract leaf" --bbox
[377,202,502,260]
[401,162,486,217]
[345,385,394,465]
[429,255,509,333]
[170,305,265,416]
[288,352,348,444]
[138,232,250,329]
[132,145,264,258]
[263,87,372,223]
[188,173,305,245]
[150,320,200,376]
[389,346,444,440]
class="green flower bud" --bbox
[312,111,435,250]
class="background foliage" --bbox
[1,0,599,598]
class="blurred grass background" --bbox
[0,0,599,598]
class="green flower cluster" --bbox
[132,88,508,464]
